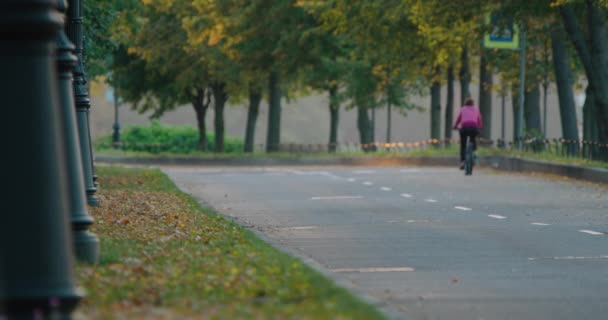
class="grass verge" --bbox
[96,145,608,170]
[76,166,386,320]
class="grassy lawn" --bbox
[76,167,386,320]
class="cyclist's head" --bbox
[463,97,474,106]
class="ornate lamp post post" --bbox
[66,0,99,207]
[112,87,121,148]
[0,0,82,317]
[56,0,100,264]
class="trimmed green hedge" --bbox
[96,121,243,153]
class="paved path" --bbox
[163,166,608,320]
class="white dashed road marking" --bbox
[488,214,507,220]
[529,255,608,261]
[401,193,413,198]
[354,170,376,174]
[381,187,392,191]
[288,170,340,179]
[332,267,415,273]
[311,196,363,201]
[425,199,438,203]
[283,226,318,230]
[579,230,604,236]
[406,219,441,223]
[454,206,472,211]
[363,181,374,186]
[531,222,551,226]
[347,178,356,182]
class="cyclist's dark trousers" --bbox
[459,127,479,161]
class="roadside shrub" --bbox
[95,121,244,153]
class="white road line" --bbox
[531,222,551,226]
[401,193,413,198]
[454,206,472,211]
[381,187,392,191]
[363,181,374,186]
[347,178,356,182]
[311,196,363,200]
[354,170,376,174]
[488,214,507,220]
[579,230,604,236]
[332,267,415,273]
[529,255,608,261]
[320,172,342,180]
[406,219,441,223]
[283,226,318,230]
[425,199,438,203]
[288,170,340,179]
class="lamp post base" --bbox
[74,230,100,264]
[86,194,99,207]
[1,295,82,320]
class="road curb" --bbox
[165,170,406,320]
[481,156,608,184]
[96,154,608,184]
[95,154,460,167]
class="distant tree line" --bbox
[85,0,608,159]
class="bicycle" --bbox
[464,136,475,176]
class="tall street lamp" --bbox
[113,92,121,147]
[66,0,99,207]
[106,85,121,148]
[0,0,83,317]
[56,0,99,264]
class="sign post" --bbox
[484,14,525,150]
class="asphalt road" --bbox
[163,165,608,320]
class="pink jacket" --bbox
[453,105,483,129]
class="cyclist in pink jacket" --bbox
[453,97,483,169]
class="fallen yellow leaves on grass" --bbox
[75,167,384,320]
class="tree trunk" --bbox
[543,39,550,138]
[587,2,608,158]
[211,82,227,153]
[445,64,455,142]
[479,53,493,140]
[524,84,542,135]
[430,74,441,141]
[191,87,210,151]
[328,85,339,152]
[583,85,599,156]
[386,101,392,143]
[501,90,506,145]
[357,104,372,152]
[459,46,471,104]
[512,88,520,143]
[266,70,281,152]
[370,107,376,143]
[245,83,262,153]
[551,27,579,155]
[561,3,608,158]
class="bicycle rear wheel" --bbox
[464,138,474,176]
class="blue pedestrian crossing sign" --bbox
[484,13,519,50]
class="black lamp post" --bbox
[66,0,99,207]
[0,0,82,317]
[56,0,99,264]
[112,87,121,148]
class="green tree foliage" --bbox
[188,0,323,152]
[110,0,239,152]
[93,0,608,160]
